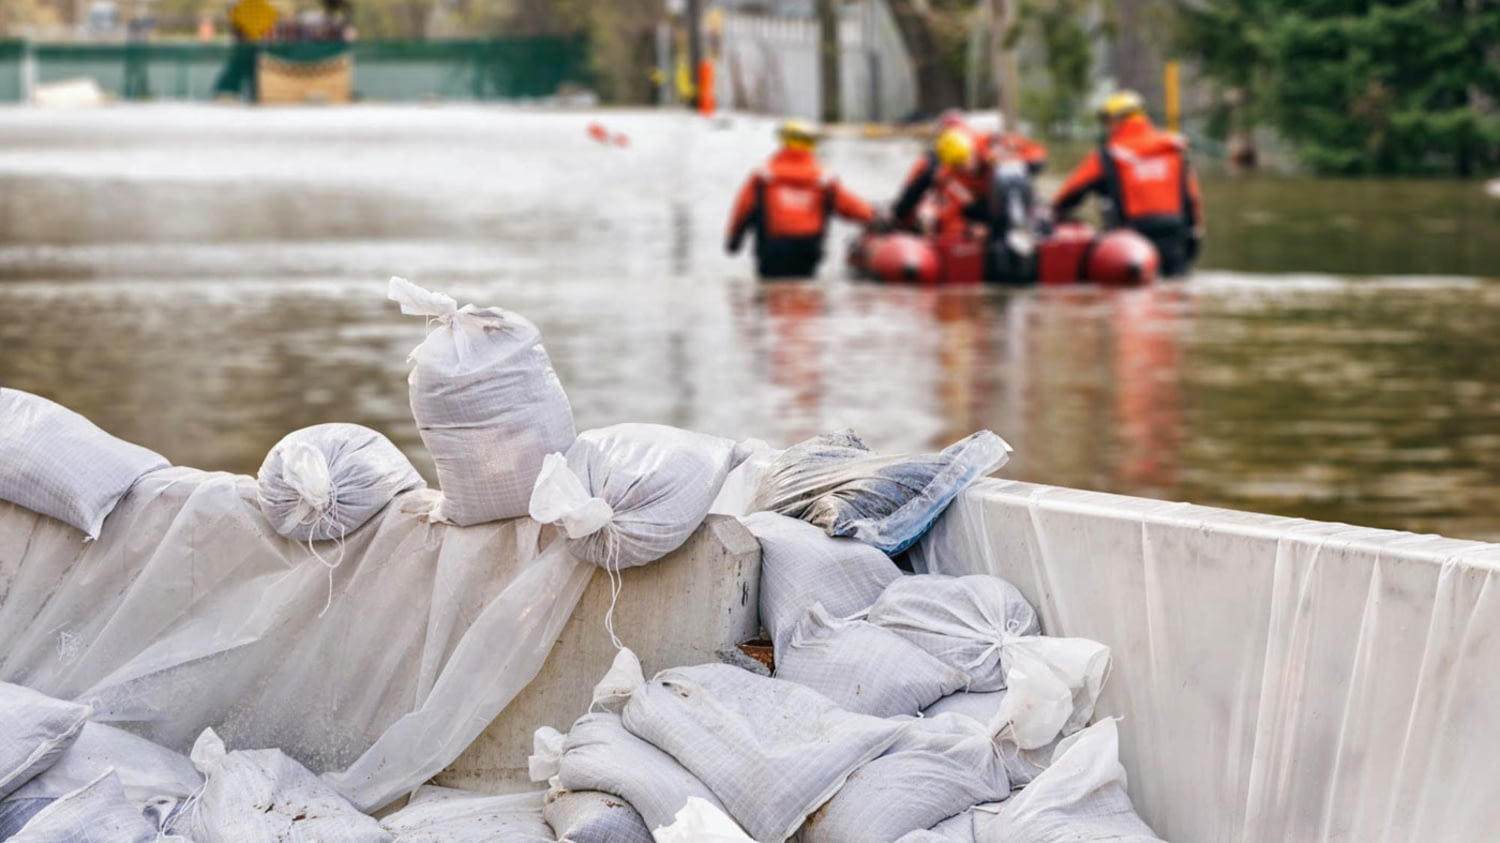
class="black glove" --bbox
[1185,232,1202,262]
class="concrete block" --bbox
[434,514,762,793]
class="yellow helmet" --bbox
[777,119,823,149]
[934,128,975,168]
[1099,90,1146,120]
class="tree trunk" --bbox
[686,0,703,109]
[819,0,842,122]
[885,0,965,116]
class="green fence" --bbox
[0,37,588,103]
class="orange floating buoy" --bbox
[587,122,609,143]
[612,133,630,148]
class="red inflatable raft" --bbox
[848,221,1159,287]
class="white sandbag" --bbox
[176,728,392,843]
[256,423,424,541]
[921,690,1007,724]
[7,771,171,843]
[531,712,727,834]
[992,636,1110,750]
[751,430,1010,554]
[775,603,967,717]
[390,276,575,525]
[8,721,201,805]
[895,809,978,843]
[975,720,1162,843]
[0,388,168,539]
[543,787,654,843]
[802,713,1008,843]
[379,785,552,842]
[621,663,906,843]
[917,693,1057,789]
[743,512,902,651]
[0,798,52,838]
[655,796,757,842]
[530,424,747,570]
[867,574,1041,692]
[0,683,90,799]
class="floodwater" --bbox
[1,106,1498,539]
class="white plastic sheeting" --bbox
[0,467,595,813]
[911,478,1500,841]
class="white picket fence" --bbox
[717,1,916,122]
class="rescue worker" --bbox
[726,119,876,279]
[892,127,990,233]
[1052,90,1204,277]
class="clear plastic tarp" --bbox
[0,467,595,812]
[912,478,1500,842]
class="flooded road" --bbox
[2,106,1498,539]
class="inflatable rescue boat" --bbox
[847,221,1160,287]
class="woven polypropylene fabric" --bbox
[976,720,1162,843]
[0,798,53,838]
[556,712,725,834]
[379,786,553,842]
[404,302,575,526]
[895,809,978,843]
[176,729,390,843]
[775,604,967,717]
[559,424,745,570]
[7,772,165,843]
[256,423,424,541]
[0,683,89,800]
[868,574,1041,692]
[544,789,654,843]
[802,713,1007,843]
[743,512,902,652]
[0,389,168,539]
[621,664,905,843]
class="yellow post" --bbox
[1164,60,1181,132]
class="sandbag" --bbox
[621,663,906,843]
[530,712,727,834]
[0,388,168,539]
[867,574,1041,692]
[6,771,172,843]
[921,690,1007,725]
[896,810,978,843]
[175,728,391,843]
[0,798,51,838]
[0,683,90,799]
[775,603,967,717]
[975,719,1162,843]
[8,721,201,806]
[530,423,746,570]
[543,787,654,843]
[379,786,552,842]
[917,693,1057,790]
[801,713,1008,843]
[743,511,902,651]
[256,423,424,541]
[750,430,1010,554]
[389,276,575,526]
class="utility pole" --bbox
[685,0,703,109]
[819,0,841,123]
[989,0,1019,127]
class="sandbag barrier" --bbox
[0,278,1156,841]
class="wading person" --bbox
[726,120,876,279]
[1052,91,1205,277]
